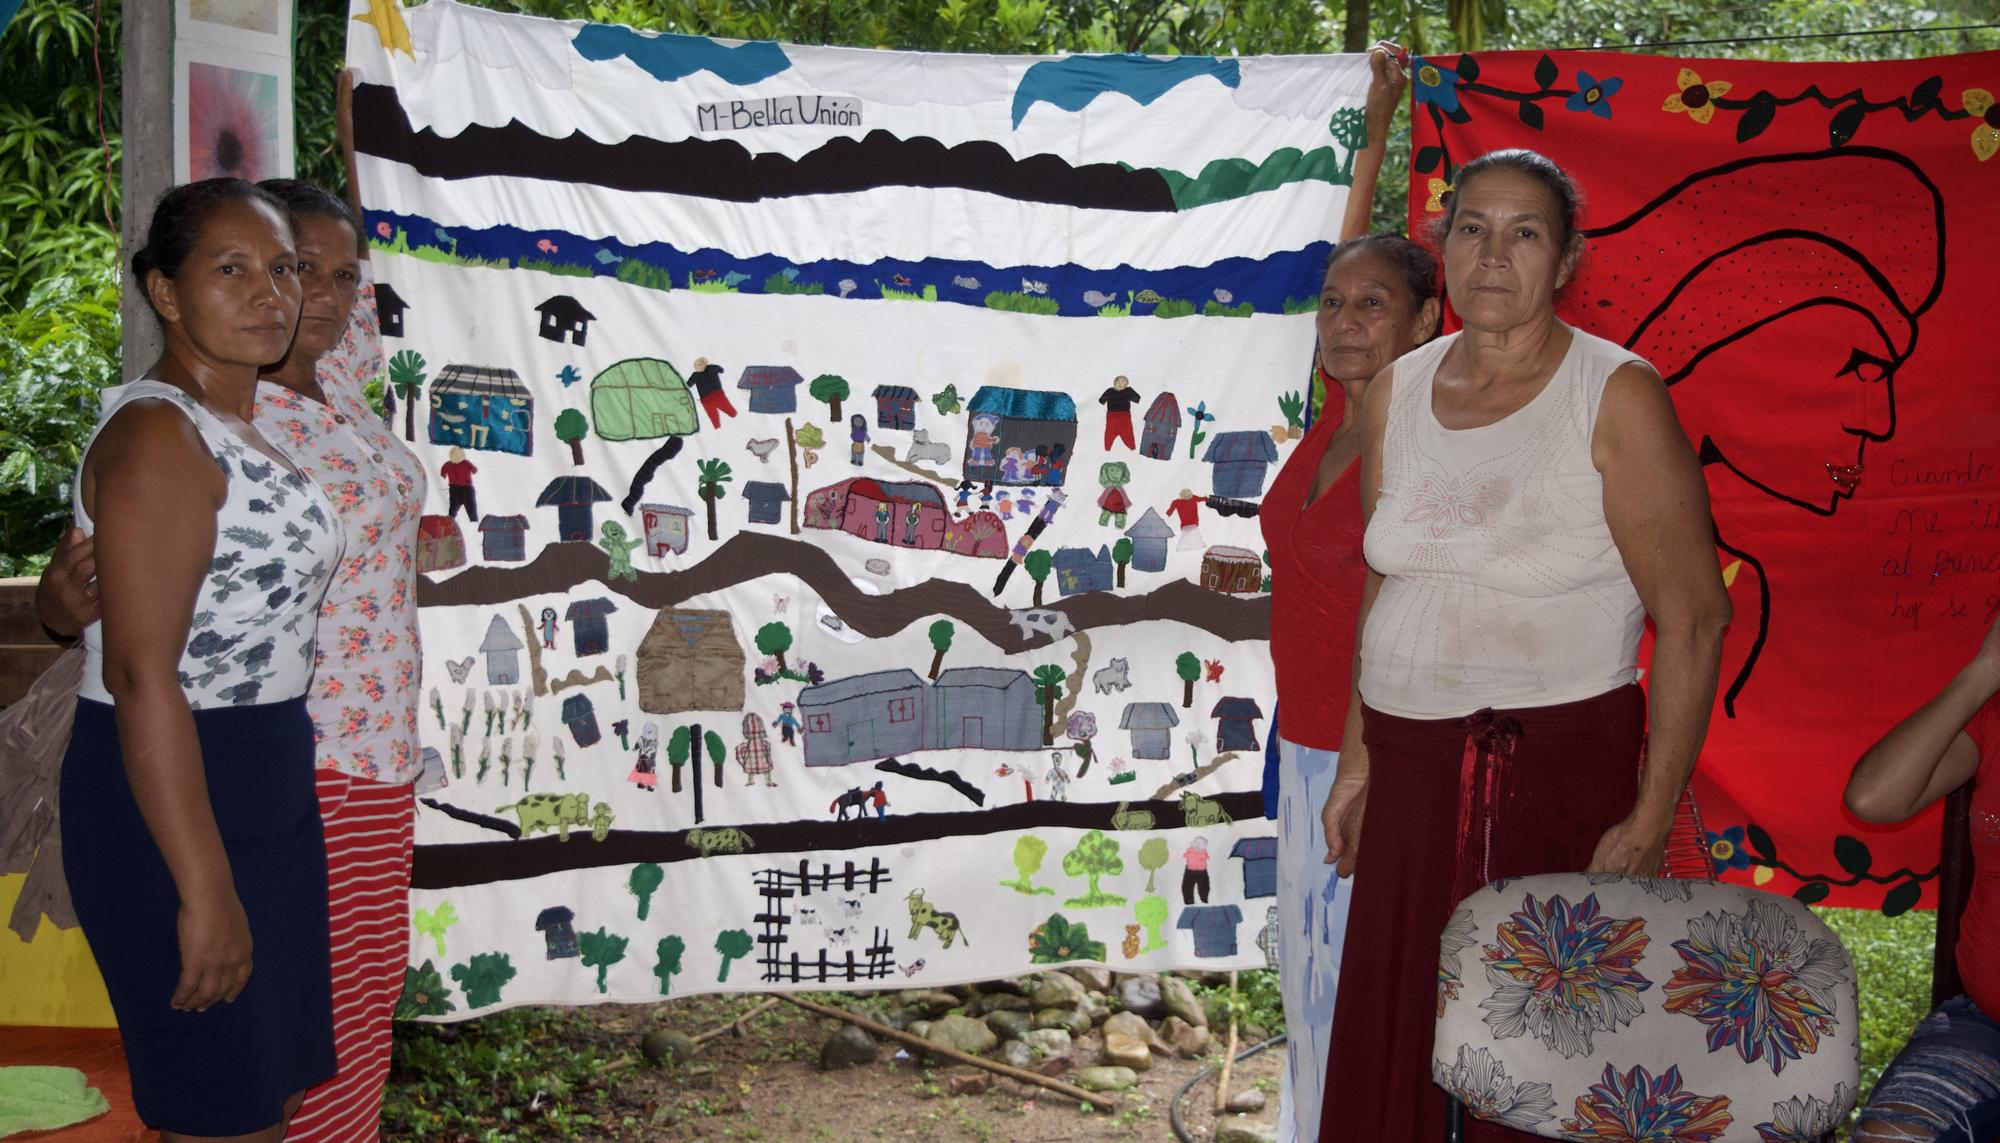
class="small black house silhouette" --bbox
[535,295,596,346]
[535,906,579,959]
[376,282,409,338]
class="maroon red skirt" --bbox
[1319,684,1646,1143]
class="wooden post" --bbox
[120,0,173,378]
[1213,969,1240,1113]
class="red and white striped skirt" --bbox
[285,770,414,1143]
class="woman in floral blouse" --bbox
[41,79,425,1142]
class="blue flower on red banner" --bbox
[1412,56,1463,115]
[1566,71,1623,119]
[1561,1063,1734,1141]
[1703,826,1751,874]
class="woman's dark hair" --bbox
[129,178,289,284]
[258,178,357,231]
[1435,148,1585,253]
[1324,233,1439,306]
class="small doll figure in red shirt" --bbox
[1166,488,1206,550]
[440,446,478,521]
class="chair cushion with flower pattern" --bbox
[1433,872,1858,1141]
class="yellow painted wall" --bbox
[0,873,115,1027]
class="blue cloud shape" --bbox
[1011,54,1241,129]
[572,23,791,86]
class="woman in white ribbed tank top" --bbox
[1318,150,1733,1143]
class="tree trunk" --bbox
[928,647,945,680]
[828,396,843,421]
[775,650,789,675]
[785,418,800,535]
[568,437,584,465]
[404,390,416,441]
[1042,696,1055,745]
[704,489,719,541]
[670,764,683,793]
[1115,562,1126,588]
[1182,677,1195,708]
[1032,579,1044,607]
[1343,0,1371,52]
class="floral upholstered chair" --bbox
[1433,873,1859,1141]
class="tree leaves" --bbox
[1834,834,1874,877]
[1792,881,1830,906]
[1518,101,1544,130]
[1745,823,1778,865]
[1828,103,1866,147]
[1880,878,1922,917]
[1533,53,1558,91]
[1414,145,1445,174]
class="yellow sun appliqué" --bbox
[1965,88,1999,162]
[1663,67,1733,125]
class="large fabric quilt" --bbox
[346,0,1370,1015]
[1410,48,2000,912]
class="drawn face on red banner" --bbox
[1411,51,2000,911]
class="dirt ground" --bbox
[551,995,1285,1142]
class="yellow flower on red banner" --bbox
[1424,177,1453,213]
[1965,88,1999,161]
[1663,67,1732,124]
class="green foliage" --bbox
[808,374,850,409]
[1027,912,1107,964]
[755,621,793,657]
[654,934,686,994]
[983,290,1061,315]
[576,927,628,994]
[1176,652,1202,683]
[553,407,588,442]
[697,457,733,499]
[1152,298,1199,319]
[449,952,518,1009]
[1000,834,1056,895]
[1190,968,1286,1036]
[878,282,938,302]
[1814,905,1935,1128]
[388,350,427,399]
[1133,895,1170,950]
[703,729,725,766]
[1023,549,1053,583]
[1060,829,1127,908]
[928,618,955,653]
[395,959,457,1019]
[518,257,596,277]
[629,862,665,920]
[714,928,753,981]
[1112,537,1134,565]
[1282,296,1320,315]
[794,422,825,449]
[0,267,118,573]
[614,257,675,291]
[1031,663,1067,704]
[761,271,824,294]
[1277,390,1306,429]
[667,724,691,767]
[1202,300,1255,318]
[384,1007,615,1140]
[685,273,739,293]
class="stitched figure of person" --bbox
[873,500,892,543]
[902,501,922,546]
[1182,836,1211,904]
[1167,488,1207,551]
[1047,751,1070,802]
[869,780,888,819]
[441,446,479,521]
[954,480,973,511]
[597,520,642,581]
[1099,374,1141,450]
[1097,461,1132,528]
[686,356,736,428]
[849,414,868,466]
[996,490,1014,520]
[968,413,999,467]
[538,607,560,650]
[774,702,800,746]
[629,722,659,791]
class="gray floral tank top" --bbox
[75,381,344,708]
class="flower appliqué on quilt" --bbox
[1432,1045,1555,1131]
[1561,1063,1733,1141]
[1438,907,1478,1017]
[1478,892,1652,1058]
[1662,898,1843,1074]
[1401,474,1508,539]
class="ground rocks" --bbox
[1158,975,1208,1028]
[641,1029,697,1067]
[1062,966,1115,993]
[1160,1016,1213,1058]
[983,1009,1032,1043]
[1030,972,1090,1009]
[1022,1028,1072,1058]
[1117,974,1166,1019]
[999,1039,1035,1069]
[818,1026,876,1071]
[1214,1121,1278,1143]
[1100,1031,1153,1072]
[1075,1065,1138,1092]
[1033,1007,1092,1037]
[1226,1087,1268,1113]
[1102,1011,1168,1053]
[924,1014,997,1057]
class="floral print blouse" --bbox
[256,279,429,784]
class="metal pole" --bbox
[119,0,171,379]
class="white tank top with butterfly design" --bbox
[1360,328,1648,719]
[74,380,344,709]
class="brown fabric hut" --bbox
[637,608,745,715]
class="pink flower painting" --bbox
[187,62,279,181]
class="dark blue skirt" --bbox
[60,696,336,1136]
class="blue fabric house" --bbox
[1210,696,1265,752]
[1123,509,1174,572]
[1052,545,1114,596]
[737,365,804,414]
[561,693,602,747]
[962,386,1077,487]
[430,364,534,456]
[1176,904,1243,957]
[743,481,791,525]
[1201,430,1280,498]
[1230,836,1278,899]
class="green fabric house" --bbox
[589,357,699,441]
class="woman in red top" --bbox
[1256,43,1436,1143]
[1844,613,2000,1141]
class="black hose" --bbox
[1169,1033,1288,1143]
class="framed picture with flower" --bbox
[172,37,294,184]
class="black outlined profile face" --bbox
[1580,149,1943,517]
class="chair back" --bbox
[1433,872,1858,1140]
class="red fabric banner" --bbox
[1409,49,2000,910]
